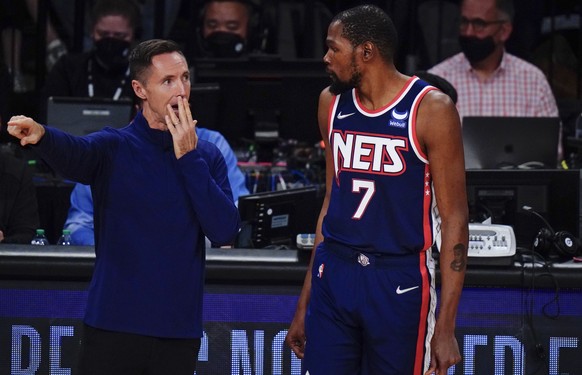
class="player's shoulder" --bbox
[319,86,335,103]
[416,88,460,130]
[318,87,338,118]
[422,88,455,109]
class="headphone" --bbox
[524,206,581,259]
[195,0,263,57]
[533,227,581,259]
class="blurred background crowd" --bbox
[1,0,581,245]
[0,0,580,125]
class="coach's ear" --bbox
[132,79,146,100]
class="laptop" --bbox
[47,96,134,136]
[462,116,560,169]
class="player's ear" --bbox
[361,42,374,61]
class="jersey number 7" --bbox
[352,179,375,219]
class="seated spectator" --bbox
[0,150,40,244]
[64,126,249,245]
[428,0,558,119]
[428,0,561,161]
[43,0,140,103]
[197,0,255,58]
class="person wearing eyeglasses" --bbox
[428,0,558,120]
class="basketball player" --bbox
[285,5,468,375]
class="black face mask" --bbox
[459,35,496,64]
[93,38,130,71]
[203,32,246,58]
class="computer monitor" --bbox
[466,169,581,248]
[462,116,560,169]
[47,96,133,136]
[191,58,329,152]
[235,186,320,249]
[190,82,221,134]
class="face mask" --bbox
[203,32,246,58]
[458,35,496,64]
[93,38,130,71]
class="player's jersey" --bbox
[322,76,439,255]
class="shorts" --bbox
[303,240,436,375]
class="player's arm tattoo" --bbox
[450,243,467,272]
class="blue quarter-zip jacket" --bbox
[34,111,240,338]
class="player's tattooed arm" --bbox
[450,243,467,272]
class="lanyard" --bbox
[87,58,130,100]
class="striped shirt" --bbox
[428,51,559,119]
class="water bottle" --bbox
[31,229,49,245]
[57,229,72,246]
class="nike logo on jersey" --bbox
[332,130,408,178]
[396,285,419,294]
[337,111,355,119]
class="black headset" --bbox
[524,206,581,259]
[533,227,581,259]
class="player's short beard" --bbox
[329,56,362,95]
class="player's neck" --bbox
[357,69,408,111]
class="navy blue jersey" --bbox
[322,77,438,255]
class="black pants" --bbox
[76,324,201,375]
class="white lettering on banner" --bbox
[549,337,578,375]
[231,329,302,375]
[199,331,209,361]
[12,325,41,375]
[464,335,527,375]
[271,330,302,375]
[49,326,74,375]
[5,325,581,375]
[461,335,581,375]
[332,131,408,180]
[494,336,524,374]
[182,332,210,375]
[232,330,270,375]
[463,334,488,374]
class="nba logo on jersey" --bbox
[388,109,408,128]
